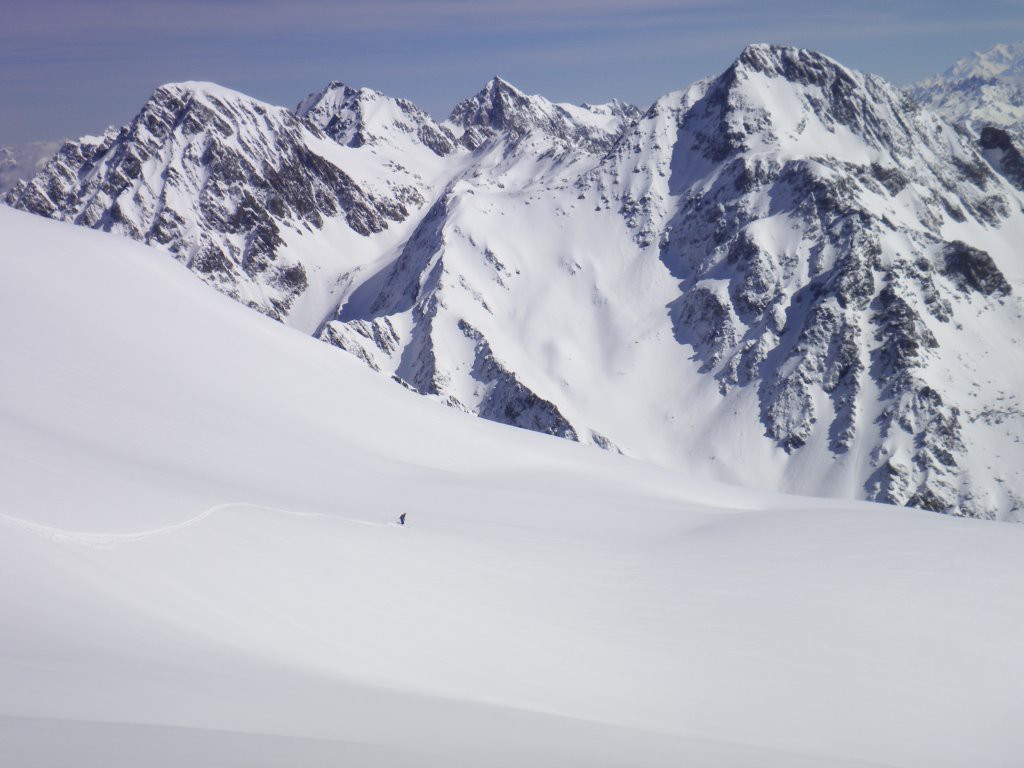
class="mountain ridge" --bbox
[911,41,1024,134]
[7,43,1024,520]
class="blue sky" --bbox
[3,0,1024,144]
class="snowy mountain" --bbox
[911,42,1024,195]
[0,140,61,196]
[4,205,1024,768]
[296,80,461,158]
[447,76,637,153]
[911,42,1024,133]
[7,45,1024,520]
[326,45,1024,519]
[4,83,439,326]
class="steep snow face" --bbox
[327,45,1024,519]
[5,207,1024,768]
[599,43,1024,517]
[7,50,1024,520]
[911,42,1024,133]
[0,140,62,196]
[3,83,436,327]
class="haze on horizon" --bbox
[2,0,1023,145]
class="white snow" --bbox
[2,207,1024,767]
[912,42,1024,132]
[8,48,1024,521]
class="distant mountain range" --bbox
[911,42,1024,195]
[912,42,1024,134]
[6,42,1024,520]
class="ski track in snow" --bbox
[0,503,380,548]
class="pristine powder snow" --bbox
[2,206,1023,767]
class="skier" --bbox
[398,513,407,526]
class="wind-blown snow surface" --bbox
[3,209,1024,767]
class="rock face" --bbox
[5,83,422,322]
[8,48,1024,520]
[978,126,1024,192]
[581,44,1020,518]
[447,76,637,153]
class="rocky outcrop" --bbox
[448,77,636,153]
[979,126,1024,192]
[5,83,410,320]
[296,81,460,158]
[606,45,1021,517]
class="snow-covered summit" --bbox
[447,76,634,153]
[943,41,1024,83]
[911,41,1024,133]
[330,41,1024,518]
[4,79,430,325]
[587,41,1022,516]
[296,80,460,157]
[7,45,1024,520]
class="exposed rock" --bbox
[942,240,1011,296]
[5,83,410,321]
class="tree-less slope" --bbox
[7,46,1024,520]
[2,206,1024,767]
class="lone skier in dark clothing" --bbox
[398,513,407,526]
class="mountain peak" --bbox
[295,80,359,120]
[296,79,458,157]
[463,76,531,111]
[447,78,632,154]
[911,41,1024,133]
[731,43,850,84]
[152,81,258,104]
[447,77,541,147]
[483,75,524,96]
[943,41,1024,82]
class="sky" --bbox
[3,0,1024,145]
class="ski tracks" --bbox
[0,503,380,549]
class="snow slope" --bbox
[6,46,1024,522]
[327,45,1024,519]
[911,42,1024,195]
[911,42,1024,133]
[3,208,1024,767]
